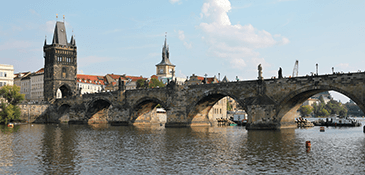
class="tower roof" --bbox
[52,21,68,46]
[156,35,175,66]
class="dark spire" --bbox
[44,36,47,46]
[70,35,76,46]
[52,21,68,46]
[156,33,174,66]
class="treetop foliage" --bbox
[0,85,24,124]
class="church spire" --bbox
[156,33,174,66]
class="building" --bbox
[185,74,219,85]
[302,91,332,106]
[76,74,105,95]
[43,20,77,100]
[103,74,147,91]
[155,35,175,84]
[208,96,229,120]
[20,76,31,100]
[14,72,31,88]
[0,64,14,87]
[30,68,44,101]
[302,98,320,106]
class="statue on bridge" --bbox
[258,64,263,80]
[278,67,283,79]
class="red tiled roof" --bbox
[150,75,158,79]
[77,74,105,85]
[35,68,44,73]
[126,76,147,81]
[196,76,216,84]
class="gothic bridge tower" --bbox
[156,34,175,80]
[43,21,77,101]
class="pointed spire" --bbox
[70,35,76,45]
[44,35,47,46]
[156,33,174,66]
[52,21,68,46]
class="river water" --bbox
[1,119,365,174]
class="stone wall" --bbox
[19,104,50,123]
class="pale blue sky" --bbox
[1,0,364,102]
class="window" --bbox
[62,68,67,78]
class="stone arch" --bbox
[276,84,364,124]
[56,83,72,98]
[186,90,246,126]
[58,104,71,122]
[130,97,167,125]
[84,98,112,124]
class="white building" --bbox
[0,64,14,87]
[76,74,105,95]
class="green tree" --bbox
[227,101,232,111]
[299,105,312,117]
[136,79,146,89]
[0,85,24,124]
[149,78,165,88]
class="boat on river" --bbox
[313,116,361,127]
[295,118,314,127]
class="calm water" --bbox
[1,119,365,174]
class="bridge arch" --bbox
[57,103,71,122]
[187,90,246,126]
[56,83,72,99]
[276,85,365,124]
[130,97,168,125]
[85,98,113,124]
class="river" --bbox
[1,118,365,174]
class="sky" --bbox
[1,0,365,103]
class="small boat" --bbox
[296,118,314,127]
[313,116,361,127]
[7,123,14,128]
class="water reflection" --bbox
[39,124,80,174]
[0,124,365,174]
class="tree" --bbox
[227,101,232,111]
[0,85,25,124]
[149,78,165,88]
[299,105,312,117]
[136,79,146,89]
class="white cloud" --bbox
[169,0,182,4]
[199,0,289,69]
[177,30,192,49]
[42,20,56,34]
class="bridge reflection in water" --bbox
[1,123,365,174]
[49,72,365,130]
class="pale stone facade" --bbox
[208,96,228,121]
[30,70,44,101]
[20,76,30,100]
[0,64,14,87]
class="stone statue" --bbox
[258,64,263,80]
[278,67,283,79]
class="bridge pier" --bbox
[245,104,296,130]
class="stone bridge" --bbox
[47,72,365,130]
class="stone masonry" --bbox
[29,72,365,130]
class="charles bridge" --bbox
[32,72,365,130]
